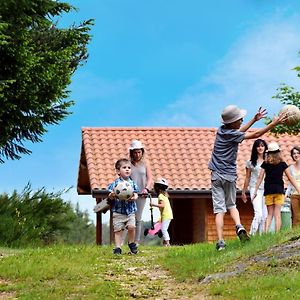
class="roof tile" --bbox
[77,127,299,194]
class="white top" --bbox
[246,160,264,190]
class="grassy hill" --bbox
[1,228,300,299]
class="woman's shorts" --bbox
[265,194,284,206]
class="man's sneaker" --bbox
[236,225,250,243]
[128,242,138,254]
[113,247,122,255]
[216,240,226,251]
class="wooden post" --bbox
[95,197,102,245]
[110,209,114,244]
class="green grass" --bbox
[163,228,300,299]
[1,229,300,299]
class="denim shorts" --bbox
[211,177,236,213]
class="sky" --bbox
[1,0,300,224]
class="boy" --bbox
[209,105,286,250]
[107,158,139,255]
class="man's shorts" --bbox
[265,194,284,206]
[211,177,236,214]
[113,212,136,232]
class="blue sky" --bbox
[1,0,300,224]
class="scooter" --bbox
[144,193,162,238]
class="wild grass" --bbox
[1,228,300,299]
[163,227,300,299]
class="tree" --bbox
[0,184,95,247]
[267,58,300,135]
[0,0,93,162]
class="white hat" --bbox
[154,178,168,188]
[221,105,247,124]
[266,142,281,152]
[129,140,144,150]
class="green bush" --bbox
[0,184,95,247]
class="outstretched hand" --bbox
[254,107,267,121]
[273,112,288,125]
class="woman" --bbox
[252,142,300,232]
[242,139,268,234]
[129,140,153,244]
[286,146,300,227]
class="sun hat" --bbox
[266,142,281,153]
[221,105,247,124]
[154,178,168,188]
[129,140,144,150]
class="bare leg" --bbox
[215,212,225,241]
[127,226,136,244]
[229,207,242,225]
[274,204,282,232]
[114,231,123,248]
[265,205,274,232]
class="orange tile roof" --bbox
[77,127,299,195]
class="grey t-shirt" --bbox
[208,126,245,176]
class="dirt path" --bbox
[103,249,211,299]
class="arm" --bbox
[242,167,251,203]
[239,107,267,132]
[252,168,265,200]
[151,199,165,208]
[285,169,300,194]
[244,113,286,140]
[145,161,153,192]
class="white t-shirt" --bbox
[246,160,264,190]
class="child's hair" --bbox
[291,146,300,161]
[115,158,131,170]
[154,183,168,196]
[250,139,268,167]
[265,151,283,165]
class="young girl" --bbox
[242,139,268,235]
[252,142,300,232]
[150,178,173,246]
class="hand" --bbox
[273,112,288,125]
[254,107,267,121]
[241,191,248,203]
[251,192,257,201]
[108,192,116,199]
[141,188,149,197]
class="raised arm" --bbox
[244,113,286,140]
[239,107,267,132]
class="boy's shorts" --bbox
[211,177,236,214]
[265,194,284,206]
[113,212,136,232]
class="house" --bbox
[77,127,298,245]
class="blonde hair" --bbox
[265,151,283,165]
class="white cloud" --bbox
[152,15,300,127]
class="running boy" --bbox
[209,105,286,250]
[107,158,139,255]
